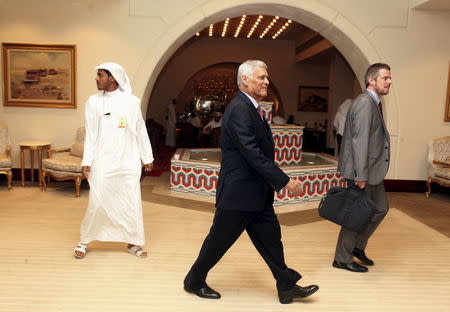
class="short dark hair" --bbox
[364,63,391,87]
[104,69,112,77]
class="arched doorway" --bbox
[136,3,376,107]
[133,1,399,175]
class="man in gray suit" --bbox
[333,63,392,272]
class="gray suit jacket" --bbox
[338,90,390,185]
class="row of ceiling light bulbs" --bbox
[196,15,292,39]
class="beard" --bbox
[376,85,390,96]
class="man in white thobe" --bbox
[165,99,177,147]
[74,62,154,259]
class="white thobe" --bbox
[80,89,153,245]
[165,103,177,147]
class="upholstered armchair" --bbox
[0,123,12,190]
[41,127,86,197]
[426,136,450,196]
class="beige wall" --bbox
[1,0,449,181]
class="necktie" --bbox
[378,102,383,117]
[257,106,264,120]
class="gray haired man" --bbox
[183,60,319,303]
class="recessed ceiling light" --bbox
[234,15,247,38]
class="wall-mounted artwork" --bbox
[2,43,76,108]
[298,86,328,112]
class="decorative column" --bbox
[271,125,304,166]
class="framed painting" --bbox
[298,86,328,112]
[2,43,76,108]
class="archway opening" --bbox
[145,14,361,154]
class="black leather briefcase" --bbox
[318,185,377,233]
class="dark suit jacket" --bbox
[216,91,289,211]
[338,90,390,185]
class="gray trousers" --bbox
[334,180,389,263]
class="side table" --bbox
[19,141,51,187]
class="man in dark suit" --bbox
[333,63,392,272]
[184,60,319,304]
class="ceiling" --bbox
[195,14,313,40]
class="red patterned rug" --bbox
[146,144,177,177]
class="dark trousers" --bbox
[334,180,389,263]
[184,207,301,291]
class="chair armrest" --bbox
[433,160,450,167]
[48,148,70,158]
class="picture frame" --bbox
[2,43,76,108]
[445,63,450,122]
[298,86,328,112]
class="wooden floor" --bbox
[0,176,449,312]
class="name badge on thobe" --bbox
[118,117,127,128]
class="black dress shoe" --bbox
[278,284,319,304]
[352,248,374,266]
[333,260,368,272]
[184,284,221,299]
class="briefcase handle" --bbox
[346,181,365,194]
